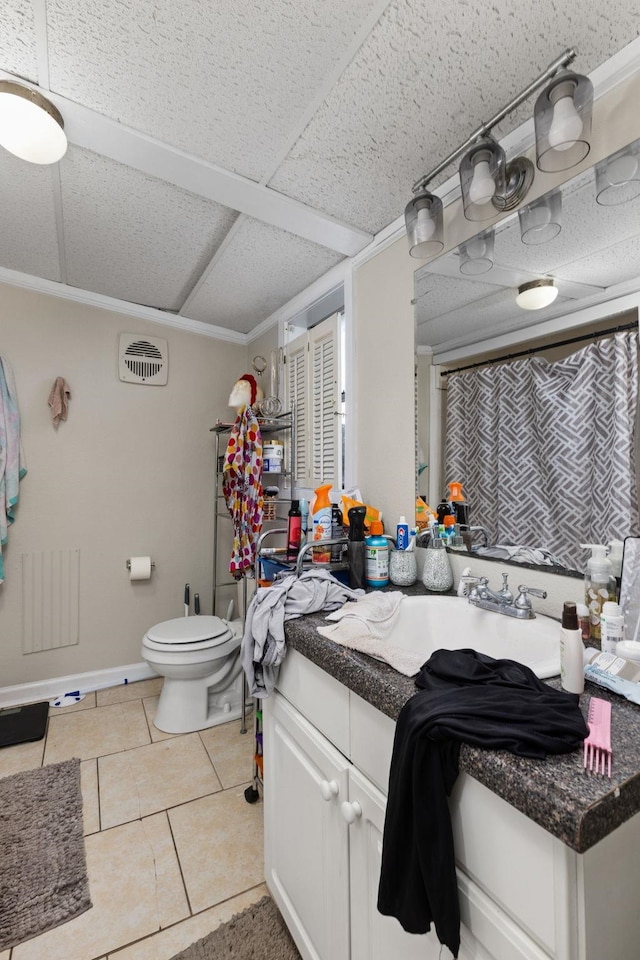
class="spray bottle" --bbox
[347,505,367,590]
[448,480,470,527]
[312,483,333,563]
[581,544,617,642]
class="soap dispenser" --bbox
[581,544,617,642]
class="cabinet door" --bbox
[347,766,445,960]
[264,693,350,960]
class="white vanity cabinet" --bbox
[264,648,640,960]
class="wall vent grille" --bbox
[118,334,168,385]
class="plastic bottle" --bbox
[601,600,624,654]
[365,520,389,588]
[581,544,617,641]
[347,505,367,590]
[575,602,590,643]
[560,601,584,694]
[299,498,309,545]
[447,480,470,527]
[396,516,410,550]
[286,500,302,561]
[312,484,333,563]
[331,504,344,562]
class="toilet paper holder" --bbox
[126,558,156,571]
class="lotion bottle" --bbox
[560,601,584,695]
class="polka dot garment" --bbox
[222,405,264,576]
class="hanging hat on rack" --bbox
[229,373,264,412]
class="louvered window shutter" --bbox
[284,313,340,490]
[309,314,339,488]
[286,331,309,486]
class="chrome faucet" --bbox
[466,573,547,620]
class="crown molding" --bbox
[0,266,246,343]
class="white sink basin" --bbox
[389,595,561,679]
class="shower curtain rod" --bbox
[440,319,639,377]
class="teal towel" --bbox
[0,356,27,583]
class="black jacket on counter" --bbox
[377,648,589,959]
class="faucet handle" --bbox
[515,585,548,612]
[519,585,547,599]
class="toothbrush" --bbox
[184,583,190,617]
[194,593,200,615]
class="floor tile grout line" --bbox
[103,880,269,960]
[166,803,194,917]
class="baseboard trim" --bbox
[0,662,159,708]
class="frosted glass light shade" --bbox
[516,279,558,310]
[405,190,444,258]
[459,228,495,275]
[596,140,640,206]
[519,190,562,245]
[459,137,506,221]
[534,70,593,173]
[0,81,67,164]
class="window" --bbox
[285,312,343,491]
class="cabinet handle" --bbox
[341,800,363,824]
[320,779,339,801]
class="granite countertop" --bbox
[283,586,640,854]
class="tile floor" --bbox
[0,679,266,960]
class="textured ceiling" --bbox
[0,1,640,338]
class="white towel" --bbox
[317,592,423,677]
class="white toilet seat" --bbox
[143,616,236,654]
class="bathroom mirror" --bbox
[414,137,640,574]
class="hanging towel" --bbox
[222,405,264,577]
[377,648,589,959]
[0,357,27,584]
[317,592,421,676]
[47,377,71,426]
[242,569,363,697]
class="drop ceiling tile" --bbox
[60,146,238,310]
[46,0,383,182]
[555,233,640,287]
[0,151,61,281]
[185,216,343,332]
[414,273,499,326]
[0,0,38,81]
[269,0,640,234]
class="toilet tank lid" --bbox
[146,616,232,644]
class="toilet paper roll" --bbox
[128,556,152,581]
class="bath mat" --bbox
[170,895,301,960]
[0,757,92,951]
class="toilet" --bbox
[141,615,245,734]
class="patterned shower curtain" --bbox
[445,330,639,572]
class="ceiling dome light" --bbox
[516,279,559,310]
[0,80,67,164]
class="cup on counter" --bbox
[389,548,417,586]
